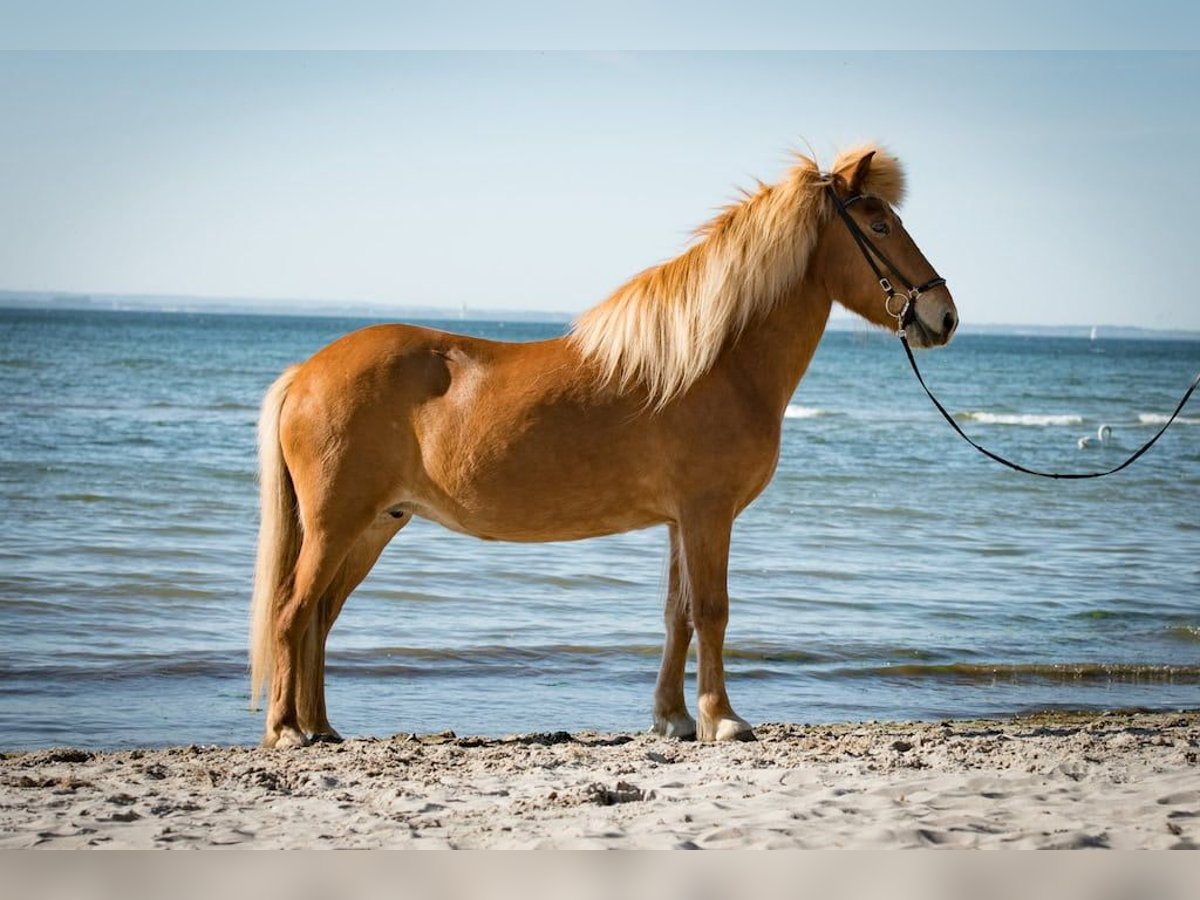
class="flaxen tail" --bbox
[249,365,302,711]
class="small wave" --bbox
[333,642,832,666]
[842,662,1200,683]
[784,405,826,420]
[211,402,257,412]
[147,400,258,412]
[1167,625,1200,644]
[0,651,240,682]
[724,644,831,664]
[1071,609,1127,621]
[1138,413,1200,426]
[959,412,1084,427]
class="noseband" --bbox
[825,184,946,333]
[824,183,1200,480]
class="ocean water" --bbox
[0,307,1197,750]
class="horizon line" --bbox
[1,287,1197,338]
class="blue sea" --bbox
[1,306,1197,750]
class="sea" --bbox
[1,306,1197,750]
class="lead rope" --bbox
[899,331,1200,479]
[827,184,1200,480]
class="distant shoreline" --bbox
[3,290,1199,341]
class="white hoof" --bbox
[699,716,756,743]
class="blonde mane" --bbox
[570,144,906,407]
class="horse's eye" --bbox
[870,222,890,236]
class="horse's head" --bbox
[820,147,957,348]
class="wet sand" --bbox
[2,711,1197,849]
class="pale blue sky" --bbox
[2,50,1199,327]
[3,2,1196,52]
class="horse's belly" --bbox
[406,444,668,541]
[403,494,665,543]
[410,395,670,541]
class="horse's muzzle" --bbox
[908,295,958,347]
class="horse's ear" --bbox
[830,145,906,205]
[830,149,875,199]
[830,171,852,199]
[847,150,876,195]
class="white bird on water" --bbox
[1077,424,1112,450]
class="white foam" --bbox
[1138,413,1200,425]
[784,404,826,420]
[960,412,1084,427]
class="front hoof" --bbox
[651,712,697,741]
[262,725,309,749]
[698,716,756,743]
[717,719,757,742]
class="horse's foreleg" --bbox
[678,509,754,742]
[298,514,409,741]
[652,525,696,739]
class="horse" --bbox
[249,144,958,748]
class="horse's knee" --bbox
[690,600,728,634]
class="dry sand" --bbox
[2,710,1197,849]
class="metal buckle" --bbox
[879,277,893,294]
[899,289,923,335]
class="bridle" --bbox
[826,184,946,333]
[826,183,1200,480]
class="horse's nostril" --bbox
[942,311,957,335]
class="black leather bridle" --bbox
[826,184,1199,480]
[826,185,946,333]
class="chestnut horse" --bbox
[250,145,957,748]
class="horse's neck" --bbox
[717,279,833,416]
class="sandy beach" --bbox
[1,710,1196,849]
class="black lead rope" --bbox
[900,332,1200,480]
[828,184,1200,480]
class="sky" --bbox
[2,49,1200,329]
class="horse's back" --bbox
[287,322,558,413]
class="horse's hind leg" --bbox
[298,513,410,741]
[264,524,363,749]
[652,525,697,739]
